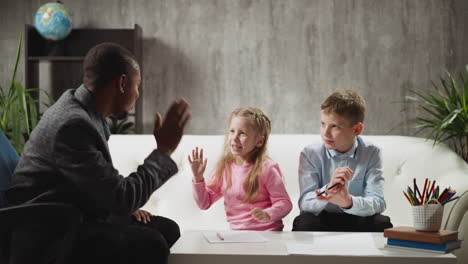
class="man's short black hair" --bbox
[83,42,139,90]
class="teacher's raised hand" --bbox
[154,99,191,155]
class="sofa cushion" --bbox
[108,135,468,233]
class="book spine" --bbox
[384,244,459,254]
[384,233,442,244]
[387,238,448,252]
[384,231,458,244]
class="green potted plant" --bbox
[0,34,39,154]
[410,67,468,163]
[107,115,134,134]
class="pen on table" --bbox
[317,182,341,196]
[216,232,224,241]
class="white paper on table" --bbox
[203,231,269,243]
[286,233,383,256]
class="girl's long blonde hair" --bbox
[209,107,271,202]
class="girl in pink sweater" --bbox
[188,107,292,231]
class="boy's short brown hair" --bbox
[321,89,366,125]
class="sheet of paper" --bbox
[286,233,383,256]
[203,231,268,243]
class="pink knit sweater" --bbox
[192,159,292,231]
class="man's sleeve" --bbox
[54,118,178,215]
[298,148,328,215]
[343,147,386,216]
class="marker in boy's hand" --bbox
[315,167,354,196]
[316,182,341,196]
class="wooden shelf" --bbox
[25,24,144,133]
[28,56,85,62]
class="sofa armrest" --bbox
[443,190,468,264]
[444,190,468,230]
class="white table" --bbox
[169,231,457,264]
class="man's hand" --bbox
[132,209,153,224]
[251,207,271,222]
[188,147,207,182]
[154,99,190,155]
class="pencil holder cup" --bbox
[412,199,444,231]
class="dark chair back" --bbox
[0,129,82,263]
[0,203,81,264]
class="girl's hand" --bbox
[188,147,207,182]
[251,207,271,222]
[132,209,153,224]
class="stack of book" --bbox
[384,226,462,253]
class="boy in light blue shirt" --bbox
[292,90,393,232]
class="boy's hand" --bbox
[316,167,354,208]
[132,209,153,224]
[251,207,271,222]
[188,147,207,182]
[315,183,353,208]
[330,167,354,186]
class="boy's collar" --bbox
[326,138,359,159]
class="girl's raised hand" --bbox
[188,147,207,182]
[251,207,271,222]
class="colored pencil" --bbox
[407,187,418,205]
[421,178,428,205]
[439,189,451,204]
[443,196,459,205]
[403,191,414,205]
[443,191,456,203]
[438,188,448,201]
[403,179,457,206]
[414,178,422,201]
[430,180,436,196]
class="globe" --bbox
[34,2,72,41]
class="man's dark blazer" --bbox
[6,85,178,221]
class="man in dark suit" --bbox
[6,43,190,264]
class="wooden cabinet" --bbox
[24,24,143,133]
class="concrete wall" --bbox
[1,0,467,135]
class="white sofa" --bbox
[108,134,468,262]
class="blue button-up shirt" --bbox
[298,136,386,217]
